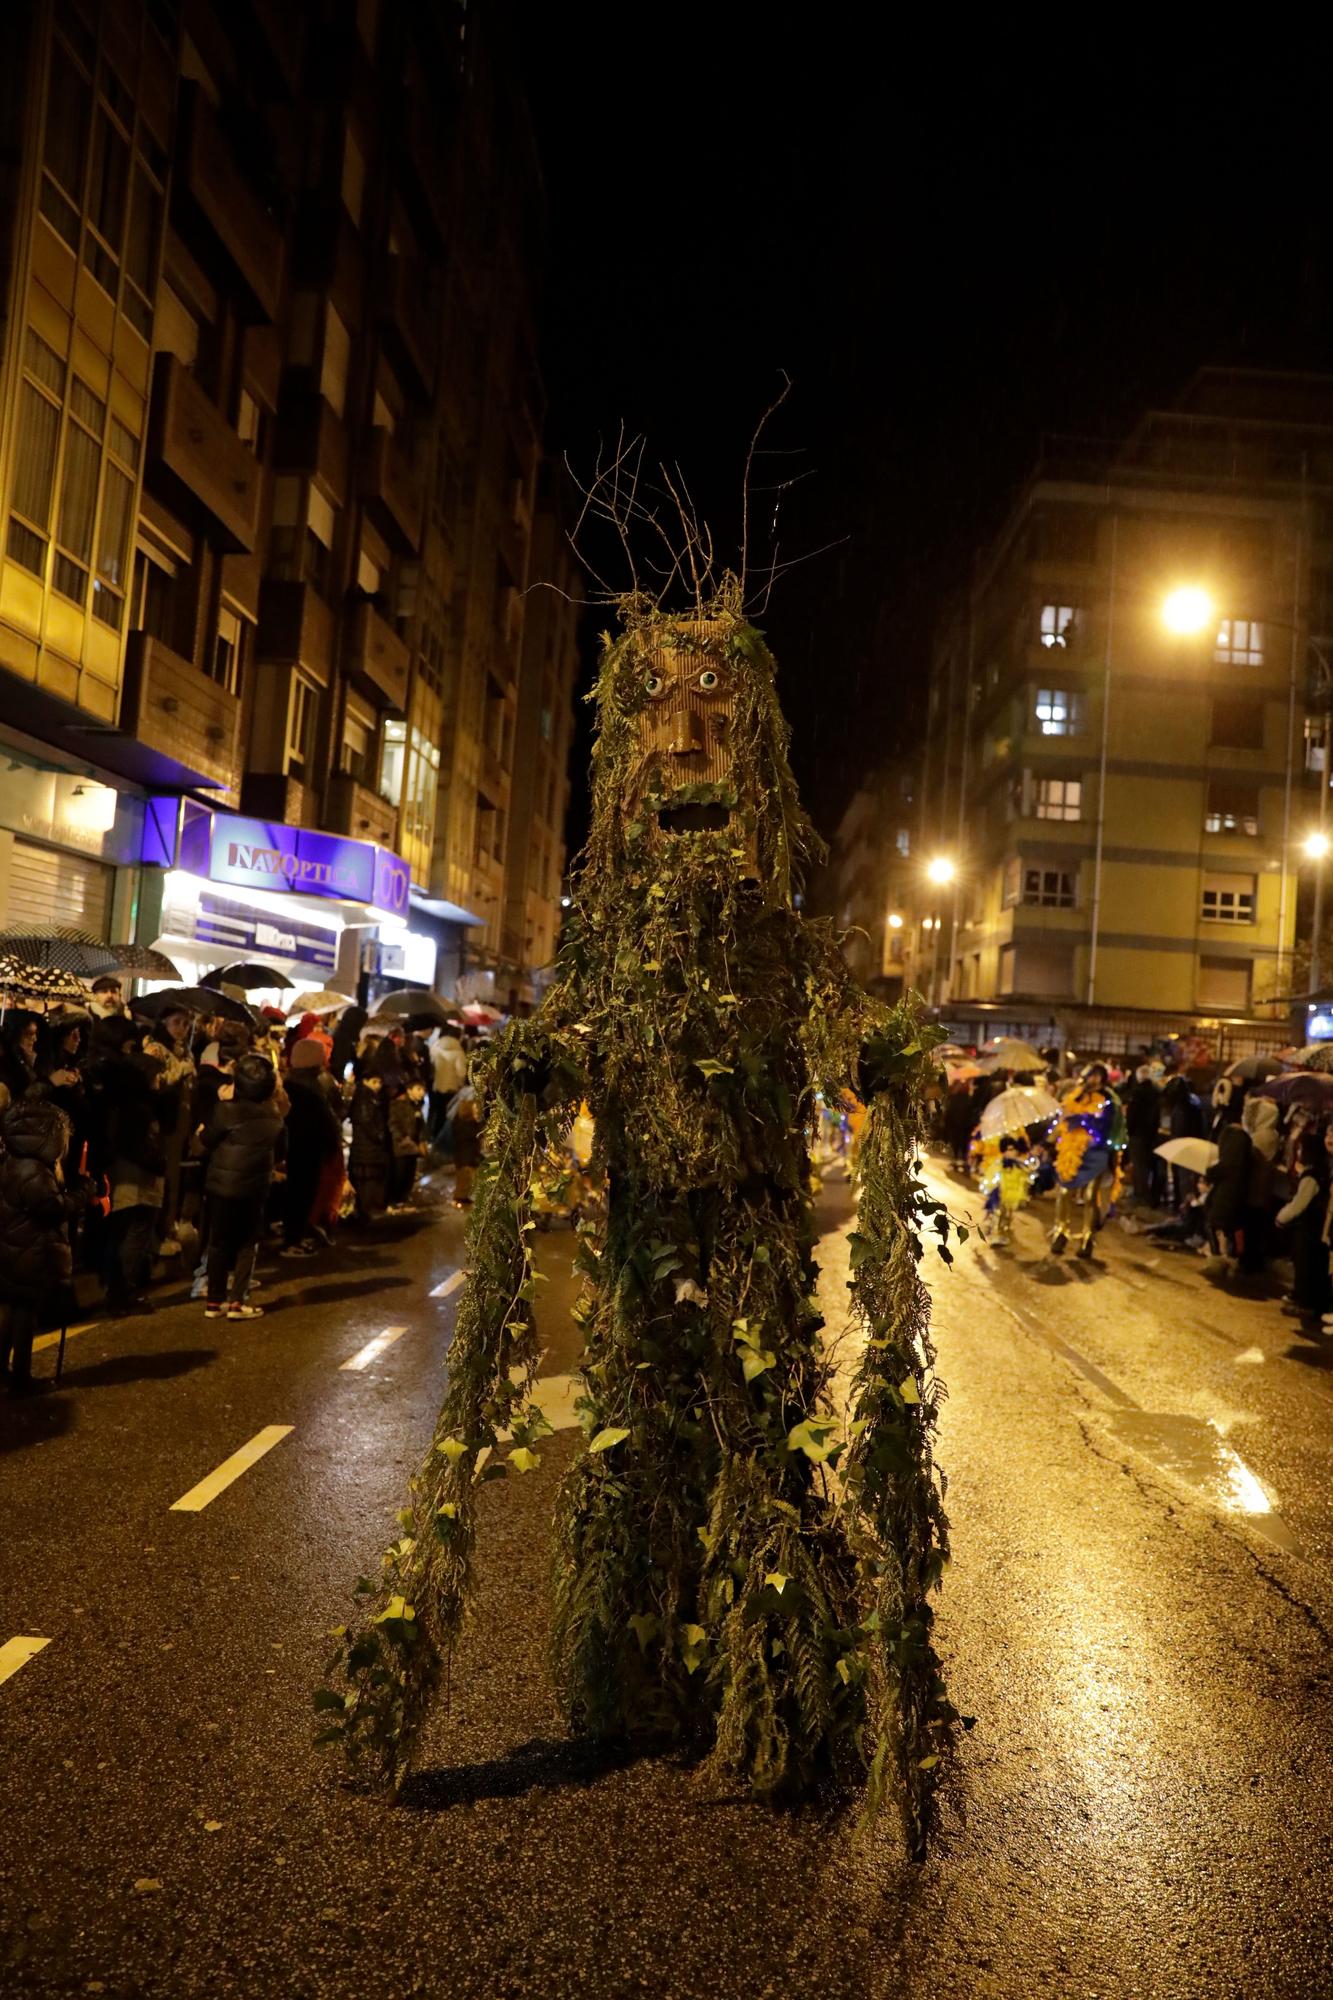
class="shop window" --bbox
[1201,873,1255,924]
[1204,783,1259,836]
[1034,688,1082,736]
[1035,777,1082,821]
[1022,867,1076,909]
[285,674,317,778]
[1198,955,1251,1010]
[1216,618,1263,667]
[1210,696,1265,749]
[379,716,406,805]
[1040,604,1078,649]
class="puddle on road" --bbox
[1106,1410,1299,1553]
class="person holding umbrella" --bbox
[1275,1123,1333,1331]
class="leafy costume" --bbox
[319,584,956,1854]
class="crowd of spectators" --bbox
[0,981,480,1395]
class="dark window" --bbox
[1204,782,1260,836]
[83,107,130,294]
[1209,697,1265,749]
[40,38,91,247]
[1023,867,1076,909]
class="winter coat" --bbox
[389,1092,427,1158]
[285,1071,344,1168]
[1205,1121,1252,1233]
[432,1034,468,1097]
[943,1084,975,1150]
[450,1087,482,1169]
[0,1097,78,1303]
[1125,1079,1162,1141]
[1242,1097,1280,1208]
[1161,1076,1204,1140]
[202,1096,286,1201]
[348,1078,391,1175]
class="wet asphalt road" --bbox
[2,1163,1333,1999]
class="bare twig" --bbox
[740,371,793,600]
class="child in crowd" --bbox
[387,1077,429,1211]
[0,1097,85,1395]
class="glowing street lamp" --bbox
[1161,585,1215,637]
[923,857,955,1003]
[1305,832,1331,862]
[925,855,955,886]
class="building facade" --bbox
[828,762,922,1001]
[922,370,1333,1033]
[0,0,575,1003]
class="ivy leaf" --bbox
[374,1595,415,1626]
[693,1058,733,1078]
[680,1623,708,1674]
[507,1446,541,1473]
[628,1612,659,1651]
[674,1277,709,1306]
[643,959,662,973]
[918,1753,941,1770]
[763,1571,789,1595]
[438,1436,467,1463]
[589,1426,630,1453]
[898,1376,921,1405]
[786,1416,841,1463]
[742,1348,776,1382]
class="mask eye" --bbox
[644,672,665,697]
[697,668,720,692]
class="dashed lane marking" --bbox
[430,1271,465,1299]
[169,1426,293,1513]
[0,1637,51,1687]
[340,1326,408,1372]
[32,1321,99,1355]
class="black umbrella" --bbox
[370,988,453,1028]
[1257,1072,1333,1110]
[133,985,254,1026]
[0,955,88,1004]
[1227,1054,1284,1082]
[202,961,295,993]
[111,943,182,979]
[0,923,122,977]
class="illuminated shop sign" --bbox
[170,809,410,914]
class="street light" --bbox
[924,857,954,1004]
[1161,585,1216,637]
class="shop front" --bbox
[137,802,436,1005]
[0,738,143,940]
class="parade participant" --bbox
[980,1132,1031,1246]
[320,579,956,1854]
[1049,1065,1125,1259]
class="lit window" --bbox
[1204,784,1259,837]
[285,675,318,777]
[212,608,242,694]
[1023,868,1076,909]
[1216,618,1263,666]
[1003,856,1022,907]
[1040,604,1077,648]
[1035,688,1082,736]
[895,827,911,856]
[379,716,407,806]
[1035,778,1082,822]
[1201,875,1255,924]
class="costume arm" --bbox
[317,1014,590,1785]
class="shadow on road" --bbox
[400,1735,645,1809]
[264,1275,413,1313]
[59,1346,218,1389]
[1284,1340,1333,1371]
[0,1393,77,1454]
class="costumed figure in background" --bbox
[1049,1064,1125,1259]
[318,540,958,1855]
[979,1132,1032,1246]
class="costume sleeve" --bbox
[318,1016,591,1785]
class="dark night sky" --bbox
[517,15,1331,842]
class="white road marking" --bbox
[169,1426,293,1513]
[430,1270,465,1299]
[0,1636,51,1686]
[340,1326,408,1372]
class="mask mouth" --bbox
[656,801,732,835]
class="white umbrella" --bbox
[289,989,353,1015]
[977,1036,1046,1073]
[978,1085,1061,1137]
[1154,1137,1218,1175]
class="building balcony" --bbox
[220,551,262,623]
[479,742,510,805]
[275,390,349,508]
[325,772,399,848]
[256,580,335,685]
[119,632,241,796]
[291,192,365,333]
[347,596,409,711]
[176,84,285,324]
[361,429,424,553]
[147,355,261,554]
[240,770,306,824]
[378,255,438,401]
[471,850,504,909]
[400,93,451,245]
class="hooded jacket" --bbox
[1242,1096,1280,1207]
[0,1097,78,1302]
[202,1055,285,1201]
[348,1075,391,1176]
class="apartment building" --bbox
[0,0,573,1003]
[828,762,921,1000]
[502,469,581,1006]
[921,370,1333,1042]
